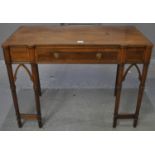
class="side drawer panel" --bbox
[125,47,145,63]
[10,47,30,62]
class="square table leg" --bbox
[6,63,22,128]
[31,64,43,128]
[113,63,150,128]
[113,64,124,128]
[5,62,43,128]
[114,64,120,96]
[35,64,42,96]
[133,64,149,127]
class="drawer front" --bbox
[10,47,30,62]
[35,47,120,64]
[125,47,145,63]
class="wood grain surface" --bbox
[2,25,153,47]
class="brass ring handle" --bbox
[53,52,59,59]
[96,53,102,59]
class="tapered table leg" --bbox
[6,63,22,128]
[133,64,149,127]
[113,64,124,128]
[31,64,43,128]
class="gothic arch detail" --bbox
[122,64,142,82]
[13,64,33,82]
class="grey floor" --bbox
[0,60,155,130]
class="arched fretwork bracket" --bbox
[122,64,142,82]
[13,64,33,82]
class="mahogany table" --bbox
[2,25,153,128]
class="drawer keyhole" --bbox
[53,52,59,59]
[96,53,102,59]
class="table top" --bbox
[2,25,153,47]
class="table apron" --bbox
[8,46,150,64]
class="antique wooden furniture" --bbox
[2,25,153,128]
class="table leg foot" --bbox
[17,119,22,128]
[133,119,138,128]
[38,120,43,128]
[113,117,117,128]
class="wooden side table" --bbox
[2,25,153,128]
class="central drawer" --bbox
[35,47,120,64]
